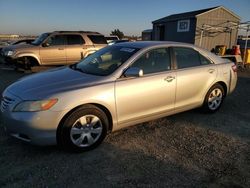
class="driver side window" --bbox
[47,35,65,46]
[130,48,171,75]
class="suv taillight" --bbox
[231,64,237,72]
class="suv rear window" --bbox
[88,35,107,44]
[105,36,119,41]
[66,35,85,45]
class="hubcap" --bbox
[208,88,223,110]
[70,115,103,147]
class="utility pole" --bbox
[243,25,249,66]
[199,29,204,47]
[199,25,204,47]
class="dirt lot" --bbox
[0,63,250,187]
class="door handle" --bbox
[208,69,215,73]
[58,48,64,50]
[164,76,175,82]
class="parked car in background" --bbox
[11,39,34,45]
[1,31,107,69]
[105,35,119,44]
[1,41,237,152]
[0,41,11,52]
[108,39,129,45]
[1,39,34,58]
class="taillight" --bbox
[231,64,237,72]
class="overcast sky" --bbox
[0,0,249,36]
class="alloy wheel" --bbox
[208,88,223,110]
[70,115,103,147]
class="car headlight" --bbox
[5,50,14,56]
[13,99,58,112]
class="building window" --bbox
[177,20,190,32]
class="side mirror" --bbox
[124,67,143,78]
[42,42,50,47]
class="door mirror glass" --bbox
[42,42,50,47]
[124,67,143,78]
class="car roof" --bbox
[115,41,225,64]
[115,41,191,48]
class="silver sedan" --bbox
[1,41,237,152]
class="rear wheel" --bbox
[202,84,225,113]
[57,105,108,152]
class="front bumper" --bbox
[2,56,16,65]
[1,110,65,145]
[1,91,66,146]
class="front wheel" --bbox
[57,105,108,152]
[202,84,225,113]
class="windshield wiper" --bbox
[31,42,38,46]
[70,64,85,73]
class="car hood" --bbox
[5,66,108,100]
[2,44,35,51]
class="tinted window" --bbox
[88,35,107,44]
[105,36,119,41]
[173,47,201,69]
[199,53,212,65]
[66,35,85,45]
[47,35,65,46]
[131,48,171,74]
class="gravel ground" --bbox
[0,62,250,187]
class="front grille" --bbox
[1,96,15,112]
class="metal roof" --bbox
[142,29,153,33]
[152,6,240,24]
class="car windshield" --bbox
[31,33,50,45]
[72,45,140,76]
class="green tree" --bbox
[110,29,124,39]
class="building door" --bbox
[159,25,165,41]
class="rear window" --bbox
[199,53,212,65]
[66,35,85,45]
[105,36,119,41]
[88,35,107,44]
[173,47,201,69]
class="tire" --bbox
[20,57,39,70]
[23,57,32,70]
[202,84,225,113]
[57,105,108,152]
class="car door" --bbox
[65,34,85,64]
[40,34,66,65]
[115,47,176,127]
[172,47,217,111]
